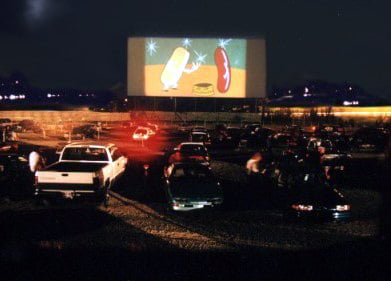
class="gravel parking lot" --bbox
[0,127,389,280]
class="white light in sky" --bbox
[25,0,48,23]
[218,39,232,49]
[146,39,158,56]
[194,50,207,64]
[182,38,192,48]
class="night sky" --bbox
[1,0,390,99]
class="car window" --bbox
[136,129,148,134]
[112,149,123,161]
[62,147,108,161]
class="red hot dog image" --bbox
[214,47,231,93]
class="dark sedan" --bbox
[163,163,223,211]
[276,172,351,220]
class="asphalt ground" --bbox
[0,128,390,280]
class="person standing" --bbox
[29,148,45,173]
[246,152,264,190]
[246,152,262,175]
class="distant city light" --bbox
[15,80,19,85]
[343,100,359,106]
[47,93,52,98]
[10,95,17,100]
[304,87,309,94]
[348,86,352,91]
[0,96,2,100]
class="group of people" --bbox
[246,145,335,187]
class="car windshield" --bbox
[62,147,108,161]
[171,166,210,179]
[192,134,207,141]
[180,145,205,153]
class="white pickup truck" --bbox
[34,142,127,205]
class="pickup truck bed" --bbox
[44,162,108,172]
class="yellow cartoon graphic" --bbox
[161,47,200,91]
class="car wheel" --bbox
[35,197,51,207]
[103,195,109,208]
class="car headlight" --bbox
[291,204,313,211]
[336,204,351,211]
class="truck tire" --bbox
[102,180,111,208]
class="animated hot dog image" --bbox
[160,47,200,91]
[142,38,247,97]
[214,47,231,93]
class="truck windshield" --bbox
[61,147,108,161]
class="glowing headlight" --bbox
[291,204,313,211]
[336,204,351,211]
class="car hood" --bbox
[169,178,222,200]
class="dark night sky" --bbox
[1,0,390,99]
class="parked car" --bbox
[350,127,389,153]
[74,124,99,139]
[191,126,208,133]
[267,133,306,159]
[283,179,351,220]
[189,131,211,144]
[163,162,223,211]
[239,127,275,149]
[173,142,210,163]
[34,142,127,205]
[0,153,32,199]
[132,126,155,141]
[272,164,351,220]
[0,118,13,130]
[226,127,243,143]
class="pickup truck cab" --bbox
[35,142,127,204]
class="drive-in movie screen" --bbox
[127,37,266,98]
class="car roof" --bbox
[179,142,205,146]
[191,132,207,135]
[135,126,151,130]
[65,141,115,148]
[170,162,210,168]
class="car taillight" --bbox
[291,204,313,211]
[336,204,351,211]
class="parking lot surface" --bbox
[1,126,390,280]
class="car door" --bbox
[110,147,126,178]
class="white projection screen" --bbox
[127,37,266,98]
